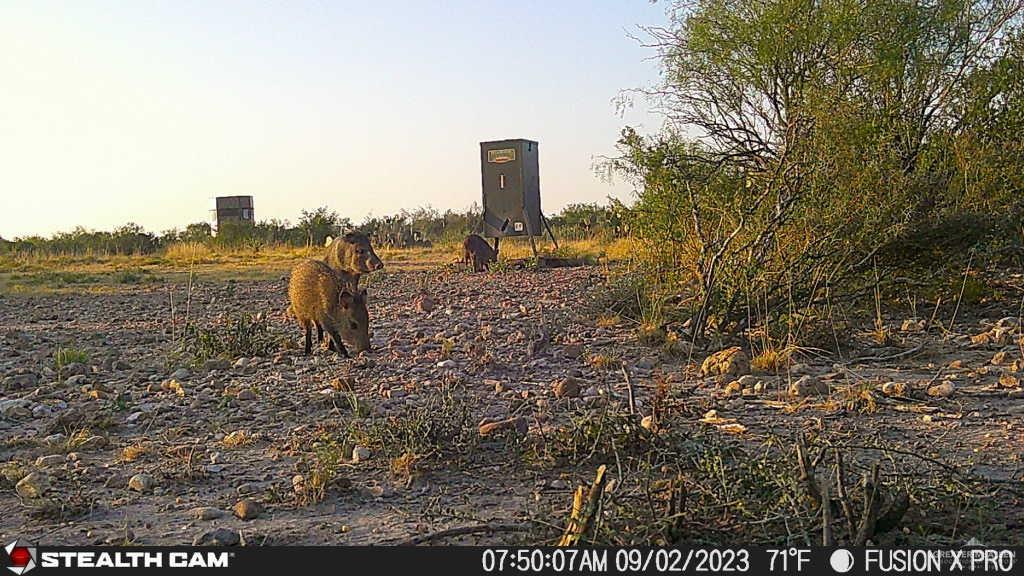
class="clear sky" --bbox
[0,1,666,239]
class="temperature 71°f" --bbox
[768,548,810,572]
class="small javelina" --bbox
[288,259,370,356]
[324,231,383,290]
[463,234,497,272]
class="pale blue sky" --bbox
[0,1,665,238]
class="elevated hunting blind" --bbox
[479,139,556,256]
[211,195,254,233]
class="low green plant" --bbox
[173,312,281,366]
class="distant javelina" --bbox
[288,259,370,356]
[324,231,383,290]
[463,234,497,272]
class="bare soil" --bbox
[1,264,1022,546]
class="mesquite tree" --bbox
[613,0,1024,341]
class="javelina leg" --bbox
[303,321,313,356]
[325,328,349,358]
[316,324,324,345]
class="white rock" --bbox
[351,446,372,463]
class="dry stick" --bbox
[795,434,820,509]
[928,296,943,332]
[947,253,974,338]
[622,364,637,416]
[388,522,533,546]
[183,243,197,334]
[558,465,608,546]
[839,443,959,474]
[820,480,834,547]
[854,462,882,546]
[834,448,857,539]
[853,343,926,364]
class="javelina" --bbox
[288,259,370,356]
[463,234,497,272]
[324,231,383,290]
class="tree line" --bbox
[0,202,631,256]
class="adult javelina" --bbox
[463,234,497,272]
[324,231,383,290]
[288,259,370,356]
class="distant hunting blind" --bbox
[211,195,255,232]
[479,139,557,256]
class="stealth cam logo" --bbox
[4,540,36,575]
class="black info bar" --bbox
[3,546,1021,575]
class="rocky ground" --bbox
[1,263,1022,546]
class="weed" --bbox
[54,347,89,378]
[588,353,620,371]
[222,429,252,449]
[345,383,475,465]
[173,312,281,367]
[119,442,150,463]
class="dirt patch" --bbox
[0,265,1021,545]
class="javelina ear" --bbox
[339,291,354,309]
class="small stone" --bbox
[193,528,240,546]
[992,351,1009,366]
[789,375,829,397]
[562,343,584,358]
[0,398,32,419]
[753,382,765,394]
[43,433,66,446]
[34,454,64,468]
[2,373,38,390]
[128,474,155,493]
[351,446,372,463]
[192,507,225,521]
[15,472,48,499]
[948,359,964,369]
[236,389,256,401]
[737,375,758,387]
[170,368,191,380]
[641,415,657,431]
[292,474,306,494]
[203,358,231,372]
[65,374,88,387]
[998,373,1020,389]
[78,435,108,451]
[635,357,658,370]
[881,381,908,396]
[365,484,393,499]
[700,347,751,378]
[436,360,456,369]
[414,294,435,313]
[901,319,926,332]
[722,380,743,396]
[233,498,262,520]
[789,363,812,376]
[552,377,581,399]
[233,357,250,369]
[479,417,528,437]
[927,381,956,398]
